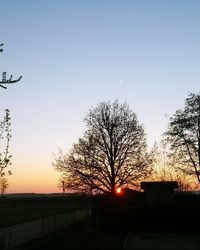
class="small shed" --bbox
[141,181,179,205]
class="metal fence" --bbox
[0,207,92,250]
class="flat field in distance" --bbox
[0,194,91,228]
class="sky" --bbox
[0,0,200,193]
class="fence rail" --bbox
[0,207,93,250]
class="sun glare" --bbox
[116,187,122,195]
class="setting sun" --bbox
[116,187,122,195]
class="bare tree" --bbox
[165,92,200,183]
[54,100,152,194]
[0,43,21,177]
[0,109,12,177]
[0,43,22,89]
[57,174,68,195]
[150,141,199,192]
[0,44,3,53]
[0,177,9,195]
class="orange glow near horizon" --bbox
[6,160,60,194]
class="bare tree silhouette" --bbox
[0,177,9,195]
[165,92,200,183]
[0,43,22,177]
[0,43,22,89]
[54,100,152,194]
[150,142,199,192]
[0,109,12,177]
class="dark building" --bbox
[141,181,179,205]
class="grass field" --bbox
[17,225,126,250]
[0,195,91,228]
[2,194,200,250]
[0,195,127,250]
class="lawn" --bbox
[0,195,91,228]
[2,194,200,250]
[0,195,126,249]
[17,225,126,250]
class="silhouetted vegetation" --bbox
[92,192,200,234]
[0,177,9,195]
[0,109,12,178]
[54,100,153,194]
[151,142,199,191]
[0,43,22,89]
[165,92,200,183]
[0,43,22,192]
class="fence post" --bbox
[54,215,57,231]
[96,207,99,234]
[0,207,94,250]
[6,231,12,250]
[73,210,76,224]
[0,232,6,250]
[65,213,68,226]
[41,217,44,237]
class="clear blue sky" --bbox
[1,0,200,193]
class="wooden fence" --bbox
[0,207,93,250]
